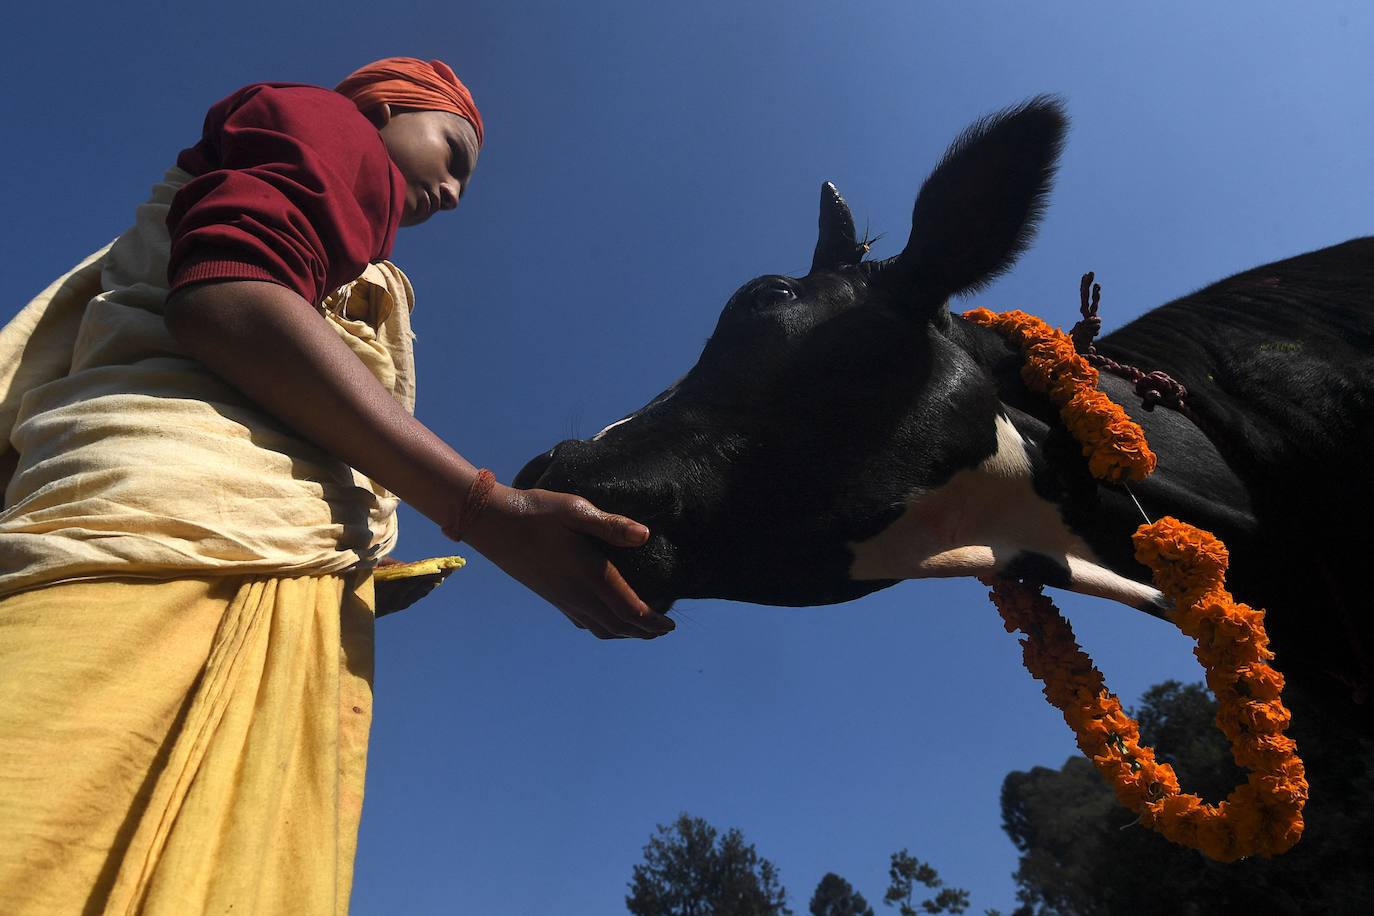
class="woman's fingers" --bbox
[552,561,672,640]
[553,578,668,641]
[547,494,672,637]
[593,562,674,637]
[468,486,673,639]
[560,495,650,548]
[562,606,620,640]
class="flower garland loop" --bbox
[964,306,1307,862]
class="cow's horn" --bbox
[811,182,866,272]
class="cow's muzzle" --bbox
[513,438,688,603]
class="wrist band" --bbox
[442,468,497,542]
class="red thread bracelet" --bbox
[442,468,497,542]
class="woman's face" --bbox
[376,107,480,227]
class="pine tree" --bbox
[809,872,875,916]
[626,813,791,916]
[882,849,970,915]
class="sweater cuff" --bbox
[168,255,290,297]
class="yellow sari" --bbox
[0,573,375,914]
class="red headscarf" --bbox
[336,57,484,147]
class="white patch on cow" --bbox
[848,414,1164,610]
[592,415,635,441]
[593,383,681,441]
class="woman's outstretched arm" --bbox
[165,278,673,639]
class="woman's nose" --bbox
[438,182,460,210]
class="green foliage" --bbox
[624,818,994,916]
[626,813,791,916]
[882,849,970,915]
[1001,680,1374,915]
[809,872,875,916]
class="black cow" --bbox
[518,97,1372,715]
[518,94,1374,891]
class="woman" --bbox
[0,57,671,914]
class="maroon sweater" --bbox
[167,83,405,306]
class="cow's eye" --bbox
[755,280,797,305]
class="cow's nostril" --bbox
[515,439,589,490]
[513,447,556,490]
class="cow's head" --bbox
[516,98,1075,612]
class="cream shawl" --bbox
[0,167,417,596]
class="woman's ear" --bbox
[364,102,393,129]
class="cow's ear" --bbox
[890,96,1067,312]
[811,182,866,272]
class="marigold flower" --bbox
[1195,815,1237,862]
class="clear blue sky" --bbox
[6,2,1372,912]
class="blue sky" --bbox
[7,2,1373,912]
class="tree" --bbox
[810,872,875,916]
[882,849,970,915]
[1001,680,1374,915]
[626,813,791,916]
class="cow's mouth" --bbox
[512,447,556,491]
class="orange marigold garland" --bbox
[964,307,1157,482]
[967,306,1307,861]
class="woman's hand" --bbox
[462,484,675,639]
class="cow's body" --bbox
[1081,240,1373,701]
[870,238,1374,712]
[516,97,1373,728]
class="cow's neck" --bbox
[847,315,1184,613]
[850,315,1259,613]
[848,407,1170,613]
